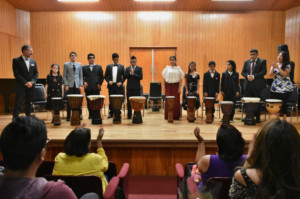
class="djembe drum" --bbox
[265,99,282,119]
[204,97,215,124]
[166,96,175,123]
[187,96,197,123]
[242,97,260,126]
[87,95,105,125]
[220,101,234,125]
[110,95,124,124]
[51,97,62,126]
[129,96,146,124]
[67,94,84,126]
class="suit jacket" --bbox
[203,70,220,97]
[63,62,83,88]
[221,71,239,94]
[125,65,143,90]
[82,64,104,92]
[12,56,39,87]
[105,64,125,89]
[241,58,266,91]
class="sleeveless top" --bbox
[229,168,258,199]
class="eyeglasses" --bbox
[44,138,50,148]
[88,57,95,59]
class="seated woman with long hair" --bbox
[229,119,300,199]
[53,126,108,194]
[192,124,246,196]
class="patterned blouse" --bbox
[229,168,258,199]
[270,64,293,93]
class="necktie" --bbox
[73,64,76,72]
[251,62,255,75]
[25,58,29,61]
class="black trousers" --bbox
[126,88,141,117]
[245,82,261,119]
[270,91,292,114]
[13,85,34,118]
[223,90,236,120]
[108,84,124,116]
[85,90,100,117]
[67,86,82,119]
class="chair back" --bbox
[105,161,117,181]
[140,84,143,96]
[288,85,298,104]
[118,163,130,199]
[36,161,55,177]
[149,82,162,98]
[45,175,103,198]
[32,84,46,102]
[205,177,232,199]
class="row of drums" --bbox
[51,94,147,126]
[51,94,283,126]
[165,96,283,125]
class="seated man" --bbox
[0,116,77,199]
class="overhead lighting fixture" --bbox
[75,12,113,21]
[138,12,172,21]
[135,0,176,2]
[58,0,99,2]
[212,0,252,1]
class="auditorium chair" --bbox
[31,83,47,116]
[147,82,163,112]
[117,163,130,199]
[45,175,119,199]
[287,85,299,122]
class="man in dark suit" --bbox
[105,53,125,118]
[12,45,39,119]
[241,49,267,123]
[83,53,104,119]
[125,56,143,119]
[203,61,220,119]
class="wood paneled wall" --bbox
[285,6,300,83]
[0,0,30,79]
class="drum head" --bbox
[51,97,62,100]
[87,95,105,100]
[242,97,260,103]
[220,101,234,104]
[265,99,282,103]
[129,96,146,100]
[67,94,84,97]
[187,96,197,99]
[205,97,215,100]
[166,96,175,99]
[110,95,124,98]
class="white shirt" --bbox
[112,64,118,83]
[210,70,216,78]
[248,58,258,78]
[228,71,233,76]
[89,63,95,72]
[22,55,30,72]
[162,65,184,83]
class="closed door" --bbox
[130,47,177,94]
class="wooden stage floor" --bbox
[0,108,299,176]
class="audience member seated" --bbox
[53,125,108,194]
[194,124,246,196]
[229,119,300,199]
[0,116,77,199]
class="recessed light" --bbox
[212,0,253,1]
[58,0,99,2]
[135,0,176,2]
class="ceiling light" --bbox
[58,0,99,2]
[212,0,253,1]
[75,12,113,21]
[135,0,176,2]
[138,12,172,21]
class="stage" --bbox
[0,108,299,176]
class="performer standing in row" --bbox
[12,45,39,120]
[105,53,125,118]
[45,64,64,122]
[221,60,240,122]
[162,56,184,120]
[269,52,293,121]
[203,61,220,120]
[182,61,200,111]
[63,52,83,121]
[125,56,143,119]
[241,49,266,123]
[83,53,104,119]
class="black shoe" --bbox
[66,118,70,121]
[80,116,83,120]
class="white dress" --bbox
[162,65,184,83]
